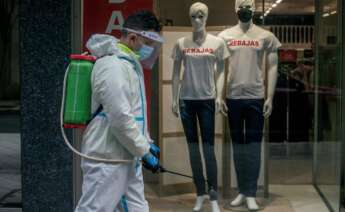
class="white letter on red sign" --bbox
[109,0,126,3]
[106,11,124,33]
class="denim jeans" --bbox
[226,99,264,197]
[179,99,218,200]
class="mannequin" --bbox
[171,2,229,212]
[218,0,281,210]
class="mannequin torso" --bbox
[218,22,281,116]
[171,23,228,116]
[173,33,228,100]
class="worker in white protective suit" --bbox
[74,11,163,212]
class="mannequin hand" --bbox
[263,98,273,118]
[172,101,179,118]
[215,98,228,116]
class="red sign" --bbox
[83,0,154,127]
[83,0,154,44]
[279,50,297,62]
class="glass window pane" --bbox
[0,0,21,209]
[314,0,342,211]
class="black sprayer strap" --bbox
[86,105,103,125]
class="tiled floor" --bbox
[0,132,334,212]
[0,133,21,208]
[317,185,340,211]
[270,185,329,212]
[145,185,329,212]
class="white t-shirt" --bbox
[172,34,230,100]
[218,24,281,99]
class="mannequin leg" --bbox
[243,99,264,198]
[226,99,246,196]
[197,99,218,200]
[180,100,207,197]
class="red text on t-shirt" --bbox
[228,40,259,47]
[183,48,215,54]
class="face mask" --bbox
[237,8,253,23]
[138,44,155,61]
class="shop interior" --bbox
[145,0,343,211]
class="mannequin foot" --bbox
[193,195,206,211]
[246,197,259,211]
[230,193,245,206]
[210,200,220,212]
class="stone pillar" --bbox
[19,0,73,211]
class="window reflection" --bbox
[0,0,21,209]
[314,0,342,211]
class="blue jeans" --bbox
[226,99,264,197]
[180,99,218,200]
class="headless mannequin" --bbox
[218,0,280,210]
[171,2,229,212]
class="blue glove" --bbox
[149,143,160,157]
[142,153,160,173]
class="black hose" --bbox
[159,166,193,179]
[159,167,213,191]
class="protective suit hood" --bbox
[86,34,138,62]
[86,34,121,58]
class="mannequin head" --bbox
[235,0,255,23]
[189,2,208,32]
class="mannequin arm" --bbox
[264,50,279,118]
[215,60,228,115]
[172,59,182,117]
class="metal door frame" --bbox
[71,0,83,207]
[339,0,345,210]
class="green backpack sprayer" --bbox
[62,54,95,129]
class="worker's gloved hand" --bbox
[149,143,160,158]
[142,153,160,173]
